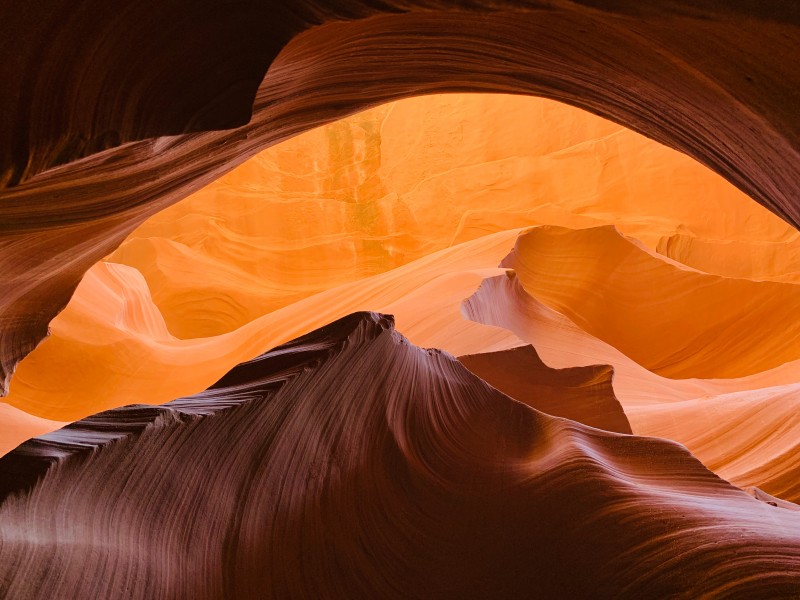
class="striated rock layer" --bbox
[1,229,522,432]
[105,94,787,339]
[463,267,800,501]
[6,91,796,450]
[1,2,800,393]
[627,384,800,503]
[458,345,631,434]
[464,269,800,408]
[657,233,800,282]
[501,225,800,379]
[2,313,800,599]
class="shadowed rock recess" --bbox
[458,345,632,434]
[2,313,800,599]
[1,0,800,393]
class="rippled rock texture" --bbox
[459,345,632,434]
[6,91,800,521]
[6,95,794,445]
[3,312,800,599]
[4,35,800,593]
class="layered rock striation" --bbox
[2,313,800,599]
[459,345,631,434]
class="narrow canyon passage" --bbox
[3,92,800,598]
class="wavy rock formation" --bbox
[2,230,522,429]
[3,312,800,599]
[746,487,800,512]
[106,94,789,338]
[464,269,800,502]
[0,404,67,462]
[2,2,800,393]
[627,384,800,503]
[657,233,800,282]
[502,225,800,379]
[3,6,800,596]
[458,345,631,434]
[6,91,794,449]
[463,270,800,407]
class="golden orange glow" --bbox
[4,92,800,507]
[106,94,792,339]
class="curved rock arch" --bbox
[1,1,799,392]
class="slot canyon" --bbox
[2,3,800,598]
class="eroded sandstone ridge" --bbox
[3,313,800,599]
[6,91,800,517]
